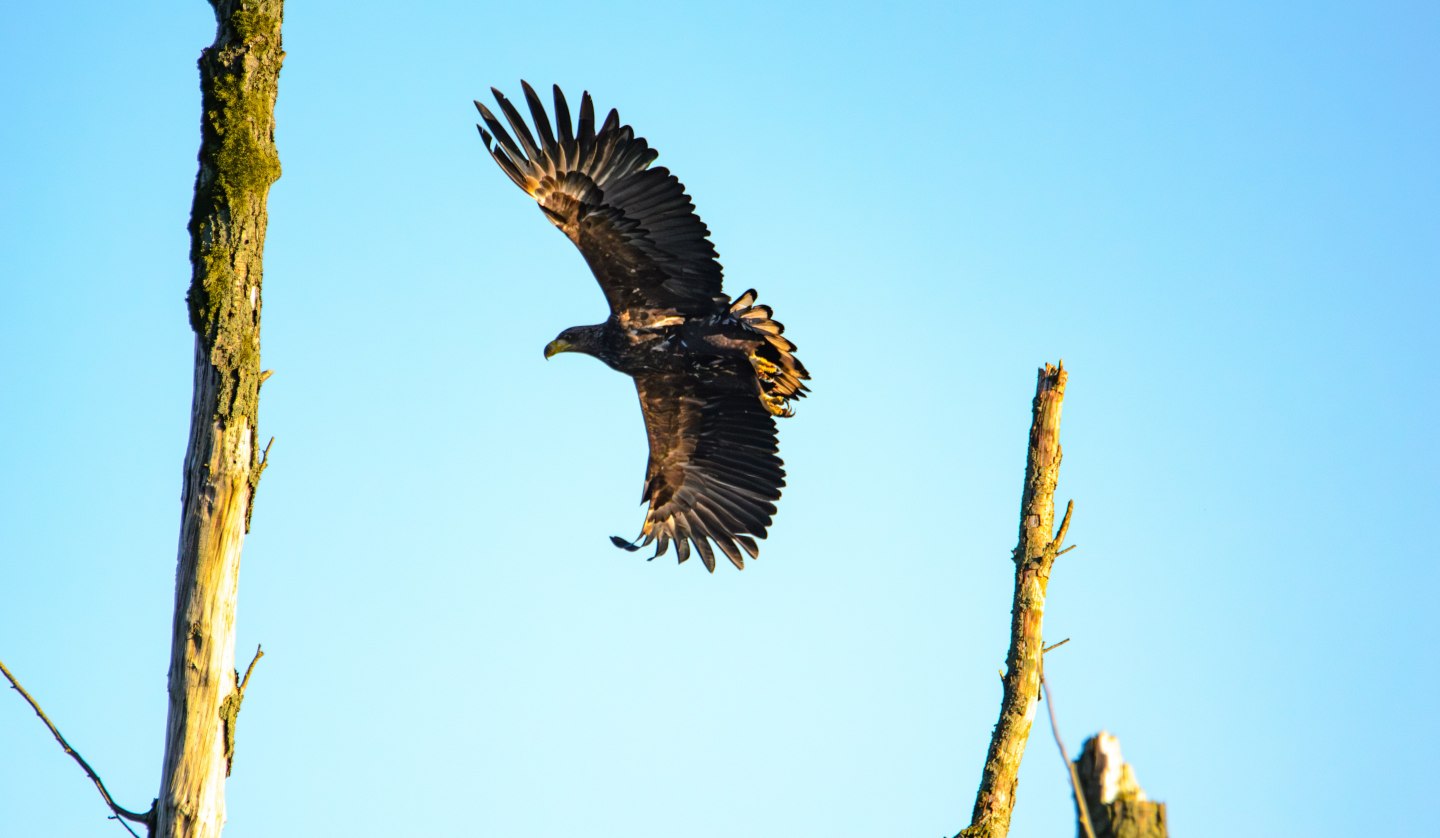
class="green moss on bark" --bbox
[185,0,284,427]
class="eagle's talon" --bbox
[760,392,791,416]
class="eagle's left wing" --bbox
[476,83,726,317]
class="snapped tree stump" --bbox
[1075,732,1168,838]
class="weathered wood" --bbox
[958,362,1072,838]
[1075,733,1168,838]
[155,3,283,837]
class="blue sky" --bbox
[2,2,1437,836]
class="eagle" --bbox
[475,83,809,572]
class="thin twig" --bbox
[108,815,143,838]
[1042,638,1071,654]
[1041,673,1096,838]
[0,658,152,835]
[240,644,264,692]
[1052,499,1075,553]
[222,644,265,777]
[245,436,276,533]
[1056,544,1078,558]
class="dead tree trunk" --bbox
[1075,733,1168,838]
[156,3,284,837]
[957,362,1074,838]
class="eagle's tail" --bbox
[730,289,810,418]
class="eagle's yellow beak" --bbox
[543,338,572,360]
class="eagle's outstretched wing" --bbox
[614,368,784,572]
[476,83,726,316]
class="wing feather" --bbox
[490,87,542,162]
[600,108,621,135]
[521,81,557,154]
[474,106,533,190]
[693,538,717,574]
[552,86,575,168]
[577,91,596,162]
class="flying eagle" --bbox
[475,82,809,572]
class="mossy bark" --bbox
[157,3,283,837]
[958,363,1072,838]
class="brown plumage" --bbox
[475,82,809,571]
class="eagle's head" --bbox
[544,324,607,361]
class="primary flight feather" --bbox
[475,82,809,571]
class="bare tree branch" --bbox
[0,658,153,836]
[1041,673,1096,838]
[956,361,1073,838]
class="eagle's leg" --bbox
[609,532,671,561]
[760,391,794,417]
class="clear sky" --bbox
[2,2,1436,836]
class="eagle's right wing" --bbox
[615,367,785,572]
